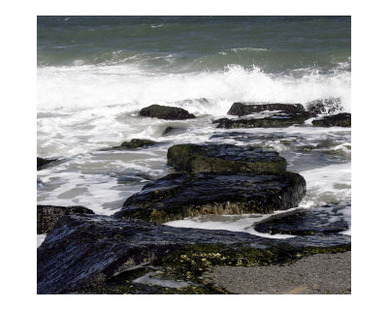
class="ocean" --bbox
[37,16,351,242]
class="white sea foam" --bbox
[299,163,351,206]
[37,63,350,228]
[231,47,270,53]
[37,234,47,247]
[37,63,350,157]
[38,64,350,113]
[165,207,304,238]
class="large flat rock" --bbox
[167,143,287,174]
[115,172,306,223]
[37,214,270,294]
[37,214,350,294]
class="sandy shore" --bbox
[203,251,351,294]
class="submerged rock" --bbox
[228,102,306,116]
[37,213,350,294]
[115,172,306,223]
[254,202,350,236]
[214,113,311,129]
[37,205,95,234]
[99,139,158,151]
[37,157,56,170]
[307,98,343,116]
[139,104,195,120]
[312,113,351,127]
[167,143,287,174]
[162,126,187,136]
[114,139,157,149]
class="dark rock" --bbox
[114,139,157,149]
[307,98,343,116]
[37,205,95,234]
[167,143,287,174]
[162,126,187,136]
[37,214,266,293]
[162,126,175,135]
[312,113,351,127]
[254,202,350,236]
[214,113,311,129]
[115,172,306,223]
[139,105,195,120]
[37,157,56,170]
[37,213,350,294]
[228,102,306,116]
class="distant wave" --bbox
[38,63,351,114]
[230,47,271,53]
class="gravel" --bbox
[203,251,351,294]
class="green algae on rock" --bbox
[167,143,287,174]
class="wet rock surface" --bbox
[167,143,287,174]
[114,139,157,149]
[214,113,311,129]
[312,113,351,127]
[227,102,306,116]
[37,205,95,234]
[37,213,350,294]
[37,214,266,294]
[139,104,195,120]
[254,202,350,236]
[115,172,306,223]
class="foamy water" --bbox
[38,16,351,243]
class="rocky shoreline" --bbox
[37,101,351,294]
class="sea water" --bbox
[37,16,351,240]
